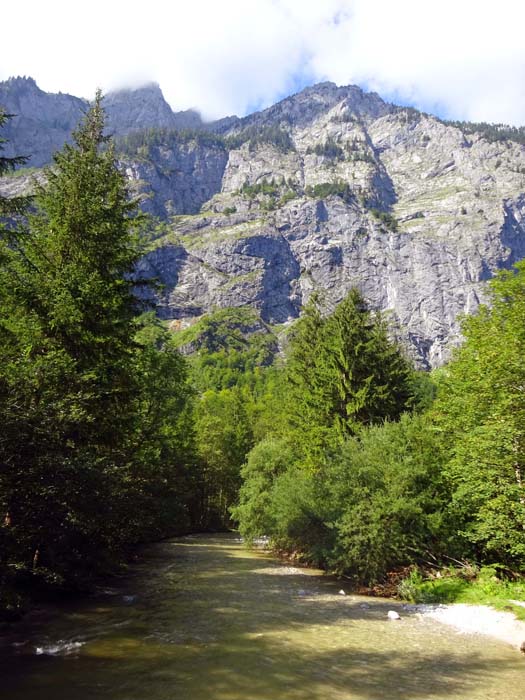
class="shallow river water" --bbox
[1,533,523,699]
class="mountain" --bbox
[0,76,215,166]
[103,83,204,135]
[2,77,525,367]
[0,76,86,167]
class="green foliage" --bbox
[74,124,296,161]
[279,189,297,206]
[285,290,414,461]
[231,240,525,588]
[233,412,448,583]
[171,307,281,528]
[173,307,275,358]
[228,125,295,153]
[370,208,398,232]
[305,181,353,202]
[0,110,30,216]
[1,165,40,179]
[318,414,448,582]
[194,388,253,527]
[240,178,280,199]
[115,127,228,160]
[443,119,525,146]
[397,565,525,618]
[348,150,376,165]
[306,138,345,160]
[231,438,295,541]
[433,261,525,567]
[0,96,198,611]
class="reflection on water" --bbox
[0,533,523,700]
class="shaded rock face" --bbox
[3,77,525,367]
[104,84,204,136]
[0,77,87,167]
[122,142,229,218]
[0,77,208,167]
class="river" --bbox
[0,533,523,699]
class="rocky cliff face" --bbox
[0,77,86,167]
[0,77,210,166]
[135,84,525,367]
[2,78,525,367]
[104,83,204,135]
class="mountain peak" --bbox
[104,83,204,135]
[106,81,164,99]
[236,80,391,131]
[4,75,38,88]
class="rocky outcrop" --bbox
[137,85,525,368]
[3,77,525,367]
[104,83,204,135]
[0,77,86,167]
[0,77,211,167]
[121,139,229,218]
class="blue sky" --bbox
[2,0,525,125]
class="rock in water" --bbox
[387,610,401,620]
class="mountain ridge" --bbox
[2,76,525,368]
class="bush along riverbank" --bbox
[396,564,525,620]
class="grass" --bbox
[397,565,525,620]
[2,166,41,179]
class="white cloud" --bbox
[2,0,525,124]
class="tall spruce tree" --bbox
[285,289,413,462]
[0,94,147,585]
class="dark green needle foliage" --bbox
[0,96,196,613]
[285,289,413,463]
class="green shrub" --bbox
[305,181,353,202]
[306,138,345,160]
[370,208,398,231]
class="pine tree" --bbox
[325,289,413,435]
[0,93,146,584]
[0,109,29,216]
[284,289,413,463]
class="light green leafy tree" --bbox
[435,261,525,566]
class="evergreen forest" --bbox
[1,98,525,620]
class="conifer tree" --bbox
[0,93,146,584]
[285,289,413,462]
[0,110,29,216]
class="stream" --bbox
[0,533,523,699]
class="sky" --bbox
[2,0,525,125]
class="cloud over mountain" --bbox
[2,0,525,124]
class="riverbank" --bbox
[413,603,525,653]
[264,544,525,653]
